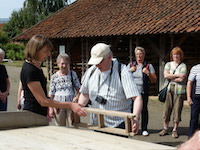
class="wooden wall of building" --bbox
[49,33,200,96]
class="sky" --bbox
[0,0,25,18]
[0,0,77,19]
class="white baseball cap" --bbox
[88,43,111,65]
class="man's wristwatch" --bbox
[133,115,140,121]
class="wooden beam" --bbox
[159,35,166,90]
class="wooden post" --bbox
[129,36,133,63]
[98,114,104,128]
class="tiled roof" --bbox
[14,0,200,40]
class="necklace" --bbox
[26,60,41,69]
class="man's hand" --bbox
[132,119,139,135]
[187,97,193,106]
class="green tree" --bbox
[3,10,24,39]
[3,0,74,39]
[0,31,9,44]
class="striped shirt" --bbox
[188,64,200,95]
[164,61,187,94]
[80,59,140,127]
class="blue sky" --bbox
[0,0,25,18]
[0,0,76,19]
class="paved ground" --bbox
[6,65,190,149]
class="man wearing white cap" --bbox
[78,43,143,134]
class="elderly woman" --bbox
[127,46,157,136]
[0,48,10,111]
[49,53,81,126]
[159,47,187,138]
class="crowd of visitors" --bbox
[0,34,199,148]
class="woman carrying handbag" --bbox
[158,47,187,138]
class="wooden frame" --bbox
[72,107,136,137]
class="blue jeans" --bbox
[0,98,7,111]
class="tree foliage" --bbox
[0,43,25,60]
[3,0,73,39]
[0,31,9,44]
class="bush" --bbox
[0,32,9,44]
[1,43,25,60]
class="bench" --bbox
[72,107,136,137]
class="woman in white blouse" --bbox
[49,53,81,126]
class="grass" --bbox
[3,61,24,67]
[3,60,48,68]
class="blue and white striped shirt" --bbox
[188,64,200,95]
[80,59,140,127]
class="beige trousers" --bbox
[53,108,72,127]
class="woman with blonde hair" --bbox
[158,47,187,138]
[20,34,86,117]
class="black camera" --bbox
[95,96,107,105]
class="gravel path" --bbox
[5,65,190,148]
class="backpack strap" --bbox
[131,61,137,67]
[131,61,150,70]
[145,64,150,69]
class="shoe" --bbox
[142,131,149,136]
[172,131,179,138]
[158,129,168,136]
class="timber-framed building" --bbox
[14,0,200,95]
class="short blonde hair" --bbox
[170,47,184,61]
[24,34,53,62]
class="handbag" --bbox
[158,62,182,102]
[159,83,169,102]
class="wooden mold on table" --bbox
[72,107,136,137]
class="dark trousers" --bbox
[0,98,7,111]
[141,93,149,131]
[188,97,200,137]
[131,93,149,131]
